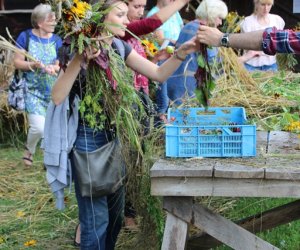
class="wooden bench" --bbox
[150,131,300,250]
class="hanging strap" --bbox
[113,38,125,60]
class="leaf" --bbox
[194,89,206,107]
[78,32,85,54]
[197,54,206,68]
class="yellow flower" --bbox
[70,0,91,19]
[141,39,158,57]
[16,211,25,218]
[285,121,300,133]
[24,240,37,247]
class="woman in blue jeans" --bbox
[51,0,198,248]
[73,126,124,249]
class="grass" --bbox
[0,147,79,250]
[1,145,300,250]
[0,145,144,250]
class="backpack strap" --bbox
[113,38,125,60]
[24,30,30,51]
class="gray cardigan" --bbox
[41,95,79,210]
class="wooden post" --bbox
[161,212,189,250]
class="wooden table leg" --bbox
[163,197,279,250]
[161,197,190,250]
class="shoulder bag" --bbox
[72,139,124,197]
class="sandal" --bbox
[23,150,33,167]
[74,223,80,247]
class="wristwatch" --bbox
[221,33,230,48]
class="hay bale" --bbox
[0,49,15,90]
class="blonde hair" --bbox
[253,0,274,14]
[31,4,54,29]
[195,0,228,23]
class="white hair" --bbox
[31,4,54,29]
[195,0,228,21]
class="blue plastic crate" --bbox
[166,107,256,158]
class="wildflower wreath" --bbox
[50,0,146,152]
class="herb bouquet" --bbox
[51,0,146,153]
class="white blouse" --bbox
[241,14,285,67]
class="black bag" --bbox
[72,139,124,197]
[7,71,26,111]
[7,30,30,111]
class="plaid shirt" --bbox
[262,27,300,55]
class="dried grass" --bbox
[0,49,14,90]
[210,48,298,120]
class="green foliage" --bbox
[276,53,298,71]
[250,70,300,131]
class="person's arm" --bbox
[197,26,300,55]
[14,52,44,71]
[238,50,262,63]
[52,54,83,105]
[125,37,197,82]
[197,25,264,50]
[123,0,189,39]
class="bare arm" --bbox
[14,50,44,71]
[197,26,264,51]
[51,54,82,105]
[238,50,262,63]
[126,37,197,82]
[155,0,189,23]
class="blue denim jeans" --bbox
[244,63,278,72]
[72,125,124,250]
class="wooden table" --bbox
[150,131,300,250]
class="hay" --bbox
[210,48,299,128]
[0,49,14,90]
[0,91,28,146]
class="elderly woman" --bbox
[51,0,199,248]
[239,0,285,71]
[166,0,228,106]
[13,3,62,166]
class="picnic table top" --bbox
[151,131,300,180]
[150,131,300,198]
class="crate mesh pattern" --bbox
[166,107,256,158]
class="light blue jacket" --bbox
[41,95,79,210]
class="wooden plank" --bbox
[265,167,300,180]
[163,197,279,250]
[151,159,214,178]
[187,199,300,250]
[267,131,300,154]
[151,177,300,198]
[214,162,264,179]
[161,211,189,250]
[0,10,33,14]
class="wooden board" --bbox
[163,197,279,250]
[151,177,300,198]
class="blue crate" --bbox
[166,107,256,158]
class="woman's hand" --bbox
[44,64,57,76]
[84,44,101,60]
[151,49,172,63]
[175,36,199,60]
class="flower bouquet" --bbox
[50,0,146,153]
